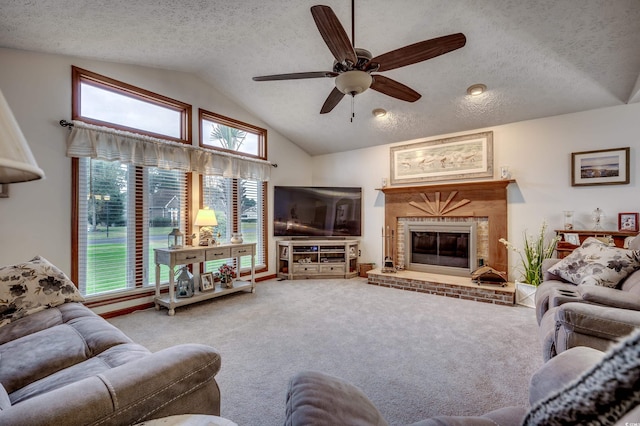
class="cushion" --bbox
[523,328,640,425]
[547,237,640,288]
[0,256,84,327]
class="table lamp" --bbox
[0,88,45,184]
[195,208,218,246]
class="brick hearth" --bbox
[367,269,515,305]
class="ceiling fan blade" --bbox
[311,5,357,65]
[370,33,466,72]
[253,71,337,81]
[371,75,421,102]
[320,87,346,114]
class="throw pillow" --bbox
[0,256,84,327]
[522,328,640,425]
[547,237,640,288]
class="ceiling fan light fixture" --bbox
[372,108,387,117]
[335,71,372,95]
[467,84,487,96]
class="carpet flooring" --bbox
[108,277,543,425]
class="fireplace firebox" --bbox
[404,221,477,276]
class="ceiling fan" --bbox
[252,1,466,117]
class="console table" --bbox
[154,243,256,316]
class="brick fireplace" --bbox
[367,179,515,305]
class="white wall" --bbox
[312,103,640,280]
[0,47,312,277]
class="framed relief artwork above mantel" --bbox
[390,131,493,185]
[571,147,630,187]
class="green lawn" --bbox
[86,224,258,295]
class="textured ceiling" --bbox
[1,0,639,155]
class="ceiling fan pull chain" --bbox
[351,95,355,122]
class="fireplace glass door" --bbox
[405,221,477,276]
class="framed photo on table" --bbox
[618,212,639,232]
[563,233,580,246]
[200,272,215,292]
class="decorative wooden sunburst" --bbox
[409,191,470,216]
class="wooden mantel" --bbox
[382,179,515,274]
[379,179,515,194]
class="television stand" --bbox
[277,239,359,280]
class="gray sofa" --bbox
[536,236,640,361]
[0,302,221,425]
[285,330,640,425]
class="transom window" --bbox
[73,66,191,143]
[199,109,266,160]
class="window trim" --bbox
[72,66,192,144]
[71,67,192,294]
[199,109,267,160]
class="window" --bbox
[72,67,191,297]
[199,109,267,273]
[73,67,191,143]
[199,110,266,159]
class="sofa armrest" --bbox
[285,370,389,426]
[0,344,221,426]
[529,346,604,405]
[578,285,640,310]
[555,302,640,346]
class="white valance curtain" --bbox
[66,120,272,181]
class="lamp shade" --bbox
[0,88,45,184]
[335,71,372,95]
[194,208,218,227]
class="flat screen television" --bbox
[274,186,362,237]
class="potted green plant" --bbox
[499,222,560,307]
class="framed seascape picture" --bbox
[619,212,639,232]
[200,272,215,292]
[571,147,630,187]
[390,131,493,185]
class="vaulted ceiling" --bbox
[1,0,639,155]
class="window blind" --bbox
[77,158,188,296]
[77,158,132,295]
